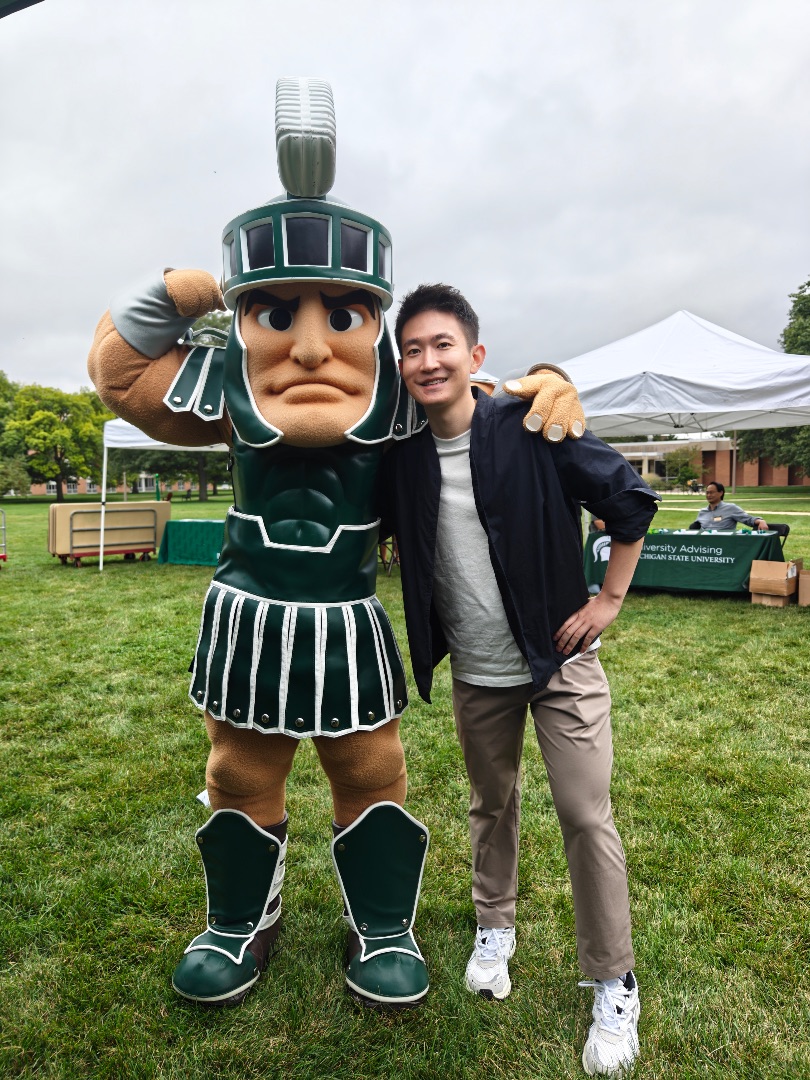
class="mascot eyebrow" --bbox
[320,289,378,321]
[243,287,378,321]
[244,290,300,315]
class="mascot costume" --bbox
[87,77,585,1010]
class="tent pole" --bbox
[731,430,737,496]
[99,445,108,572]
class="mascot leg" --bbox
[172,809,287,1004]
[173,720,297,1004]
[315,722,428,1006]
[332,802,430,1008]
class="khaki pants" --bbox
[452,652,634,979]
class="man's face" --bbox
[239,281,380,447]
[398,310,484,411]
[706,485,722,506]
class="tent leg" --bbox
[99,447,108,572]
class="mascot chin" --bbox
[87,77,584,1009]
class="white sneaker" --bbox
[579,971,640,1076]
[464,926,516,1000]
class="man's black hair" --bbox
[707,480,725,495]
[395,283,479,352]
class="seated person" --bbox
[695,481,769,531]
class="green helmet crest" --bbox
[220,78,393,312]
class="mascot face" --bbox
[239,281,380,448]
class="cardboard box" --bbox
[749,558,803,597]
[798,571,810,608]
[751,592,794,607]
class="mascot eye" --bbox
[329,308,363,332]
[257,308,294,332]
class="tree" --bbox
[658,446,699,491]
[0,456,31,496]
[1,386,111,502]
[779,277,810,355]
[109,447,230,502]
[191,310,232,346]
[0,370,19,440]
[737,277,810,477]
[737,425,810,477]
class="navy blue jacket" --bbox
[383,390,658,702]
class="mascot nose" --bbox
[291,327,332,369]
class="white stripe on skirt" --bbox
[205,585,227,700]
[278,605,297,722]
[220,591,244,719]
[313,606,327,735]
[365,599,395,718]
[247,600,269,729]
[342,604,360,730]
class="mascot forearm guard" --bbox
[87,78,583,1010]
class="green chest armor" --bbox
[214,435,382,604]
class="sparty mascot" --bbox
[87,77,584,1009]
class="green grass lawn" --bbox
[0,494,808,1079]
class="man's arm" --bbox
[554,537,643,656]
[546,432,658,654]
[729,504,769,531]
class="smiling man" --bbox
[386,283,659,1077]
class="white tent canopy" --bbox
[547,310,810,439]
[99,418,227,569]
[103,417,227,453]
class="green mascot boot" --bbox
[172,809,287,1005]
[332,801,429,1008]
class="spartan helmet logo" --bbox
[593,535,612,563]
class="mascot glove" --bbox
[502,368,586,442]
[164,269,226,319]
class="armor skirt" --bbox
[189,581,408,738]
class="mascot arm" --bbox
[87,269,230,446]
[501,365,586,442]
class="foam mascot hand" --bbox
[502,367,586,442]
[164,268,225,318]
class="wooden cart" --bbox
[48,502,172,567]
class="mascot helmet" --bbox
[216,77,407,448]
[220,78,393,312]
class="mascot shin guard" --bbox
[332,802,429,1007]
[172,809,286,1005]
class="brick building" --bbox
[614,437,809,487]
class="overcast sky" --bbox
[1,0,808,392]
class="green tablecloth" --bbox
[584,531,784,593]
[157,519,225,566]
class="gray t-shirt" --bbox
[431,429,596,687]
[432,430,531,686]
